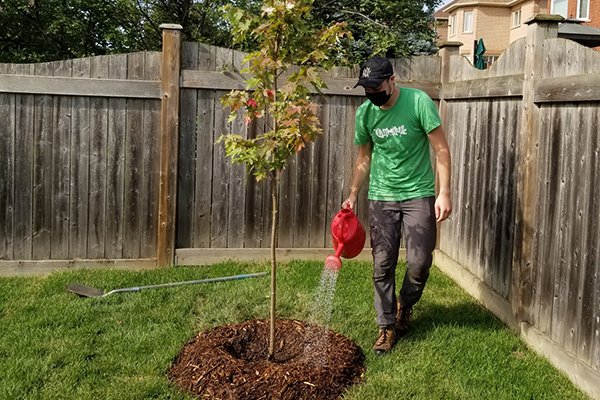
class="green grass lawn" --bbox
[0,260,589,400]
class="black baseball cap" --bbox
[354,56,394,89]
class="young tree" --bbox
[219,0,348,360]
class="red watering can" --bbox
[324,207,366,271]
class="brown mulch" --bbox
[168,319,365,399]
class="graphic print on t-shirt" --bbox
[373,125,407,139]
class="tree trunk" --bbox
[267,172,279,361]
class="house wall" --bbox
[476,7,511,55]
[586,0,600,28]
[548,0,599,27]
[509,1,544,43]
[449,8,477,57]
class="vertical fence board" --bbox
[195,90,216,248]
[193,44,218,248]
[87,56,109,259]
[474,100,487,279]
[536,104,559,334]
[456,101,468,266]
[533,103,551,324]
[122,53,145,258]
[550,104,572,345]
[227,113,247,248]
[464,102,477,274]
[32,62,53,259]
[295,128,312,248]
[69,59,91,258]
[477,100,492,288]
[210,47,235,248]
[211,88,230,248]
[13,94,34,259]
[440,99,455,258]
[562,109,579,346]
[309,101,330,247]
[0,93,15,259]
[564,105,587,354]
[50,60,72,259]
[141,53,161,257]
[500,100,518,297]
[488,99,503,295]
[177,42,200,248]
[104,55,127,259]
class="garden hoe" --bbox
[66,272,267,298]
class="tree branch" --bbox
[135,0,161,35]
[338,9,389,29]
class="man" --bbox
[342,56,452,354]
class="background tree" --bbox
[0,0,150,62]
[219,0,348,360]
[0,0,439,64]
[312,0,442,64]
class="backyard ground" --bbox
[0,260,590,399]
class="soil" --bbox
[168,319,365,399]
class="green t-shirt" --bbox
[354,87,441,202]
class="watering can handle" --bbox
[335,209,353,242]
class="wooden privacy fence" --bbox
[0,24,441,272]
[0,48,163,271]
[435,15,600,399]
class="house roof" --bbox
[433,8,449,19]
[559,22,600,38]
[558,22,600,47]
[440,0,529,13]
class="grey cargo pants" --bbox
[369,197,437,328]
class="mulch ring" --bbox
[168,319,365,399]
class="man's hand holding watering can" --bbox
[342,193,357,211]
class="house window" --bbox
[577,0,589,19]
[511,9,521,28]
[449,14,456,36]
[551,0,568,17]
[463,11,473,33]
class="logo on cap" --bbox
[362,67,371,78]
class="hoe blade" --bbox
[66,284,105,298]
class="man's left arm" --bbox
[428,126,452,222]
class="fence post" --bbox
[157,24,183,267]
[438,41,462,85]
[437,41,461,246]
[511,14,561,323]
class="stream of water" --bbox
[304,266,340,365]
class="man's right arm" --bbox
[342,142,373,210]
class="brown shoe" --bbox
[372,326,396,354]
[395,301,413,336]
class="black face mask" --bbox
[366,88,392,107]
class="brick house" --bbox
[434,0,600,65]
